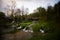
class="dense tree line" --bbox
[29,1,60,40]
[28,1,60,22]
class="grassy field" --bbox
[20,22,32,27]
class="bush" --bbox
[9,28,18,34]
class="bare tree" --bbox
[10,0,16,17]
[15,9,21,16]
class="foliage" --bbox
[29,1,60,40]
[0,1,60,40]
[19,22,32,29]
[9,28,18,34]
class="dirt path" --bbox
[1,21,36,40]
[2,30,32,40]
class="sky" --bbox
[16,0,60,13]
[0,0,60,14]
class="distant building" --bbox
[28,17,39,21]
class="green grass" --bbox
[29,21,60,40]
[31,21,48,32]
[19,22,32,27]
